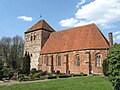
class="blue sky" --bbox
[0,0,120,43]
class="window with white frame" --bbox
[96,54,102,67]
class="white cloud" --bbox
[18,16,33,21]
[116,35,120,39]
[113,31,120,35]
[60,0,120,28]
[59,18,78,27]
[76,0,86,8]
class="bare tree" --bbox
[10,35,24,69]
[0,37,12,67]
[0,35,24,69]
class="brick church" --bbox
[24,20,113,75]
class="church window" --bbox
[45,55,49,66]
[75,54,80,66]
[57,55,61,66]
[96,54,102,67]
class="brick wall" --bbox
[39,49,108,75]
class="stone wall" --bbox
[24,29,52,70]
[24,30,42,69]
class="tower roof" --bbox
[25,20,55,33]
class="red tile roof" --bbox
[25,20,55,33]
[41,23,109,54]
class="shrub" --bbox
[106,44,120,90]
[48,76,57,79]
[0,70,3,80]
[40,76,46,80]
[9,71,14,79]
[47,73,53,76]
[41,71,48,76]
[80,72,84,76]
[18,74,25,82]
[2,68,9,78]
[79,72,87,76]
[102,59,109,76]
[72,74,82,77]
[56,70,60,75]
[34,73,41,78]
[30,68,37,75]
[11,72,18,80]
[59,74,71,78]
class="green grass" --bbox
[0,76,114,90]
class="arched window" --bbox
[45,55,49,66]
[96,54,102,67]
[76,54,80,66]
[57,55,61,66]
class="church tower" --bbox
[24,20,55,69]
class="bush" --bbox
[18,74,25,82]
[16,68,23,74]
[59,74,71,78]
[102,59,109,76]
[48,76,57,79]
[34,73,41,79]
[106,44,120,90]
[9,71,14,79]
[40,76,46,80]
[41,71,48,76]
[30,68,37,75]
[80,72,84,76]
[56,70,60,75]
[79,72,87,76]
[72,74,82,77]
[11,72,18,80]
[47,73,53,76]
[0,70,3,80]
[2,68,9,78]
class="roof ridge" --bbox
[51,23,96,34]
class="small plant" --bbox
[30,68,37,75]
[40,76,46,80]
[56,70,60,75]
[18,74,24,82]
[80,72,85,76]
[41,71,48,76]
[0,70,3,80]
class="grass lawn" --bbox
[0,76,114,90]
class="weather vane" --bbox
[40,14,43,20]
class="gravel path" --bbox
[0,79,51,86]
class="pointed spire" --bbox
[25,20,55,33]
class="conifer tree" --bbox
[22,52,30,75]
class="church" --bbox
[24,20,113,75]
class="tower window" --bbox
[34,34,36,40]
[30,36,33,41]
